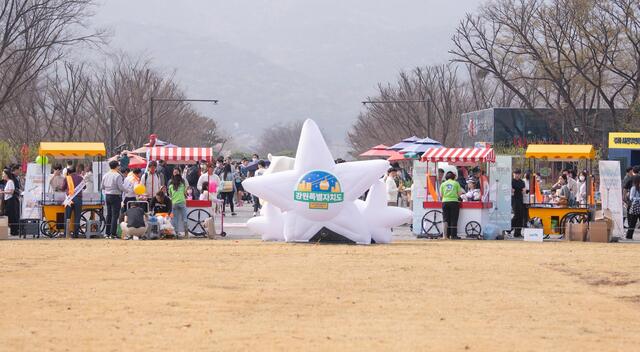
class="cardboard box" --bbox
[0,216,8,227]
[588,221,611,243]
[567,222,588,242]
[204,217,217,239]
[0,226,9,240]
[594,209,612,221]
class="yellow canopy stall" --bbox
[39,142,106,159]
[524,144,596,161]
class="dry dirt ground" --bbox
[1,239,639,351]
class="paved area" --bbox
[7,201,640,242]
[213,200,415,240]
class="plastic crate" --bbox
[19,219,40,238]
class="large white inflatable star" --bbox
[246,154,292,241]
[243,119,388,244]
[355,180,412,243]
[246,203,285,241]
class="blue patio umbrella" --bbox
[243,159,271,172]
[387,136,420,151]
[400,137,442,154]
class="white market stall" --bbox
[147,147,221,237]
[419,147,496,239]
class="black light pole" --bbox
[149,98,219,135]
[107,106,115,155]
[362,99,431,104]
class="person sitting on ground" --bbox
[462,178,481,201]
[121,202,147,239]
[149,190,172,215]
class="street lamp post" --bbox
[107,106,115,155]
[149,98,219,135]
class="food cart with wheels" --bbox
[419,147,496,239]
[37,142,106,238]
[147,147,225,237]
[525,144,596,237]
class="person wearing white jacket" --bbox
[197,163,221,200]
[122,168,142,211]
[140,161,164,199]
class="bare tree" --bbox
[0,0,104,111]
[42,61,92,141]
[348,63,472,156]
[90,54,224,150]
[0,54,225,153]
[256,120,304,157]
[450,0,640,142]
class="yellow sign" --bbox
[609,133,640,149]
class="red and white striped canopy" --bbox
[148,147,214,163]
[421,147,495,163]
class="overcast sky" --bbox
[93,0,483,152]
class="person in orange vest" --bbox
[61,166,85,238]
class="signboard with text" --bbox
[487,155,512,236]
[609,132,640,149]
[599,160,624,238]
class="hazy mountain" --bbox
[93,0,481,154]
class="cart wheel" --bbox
[187,209,210,237]
[560,212,589,235]
[40,220,61,238]
[421,210,443,238]
[465,221,482,239]
[220,231,227,237]
[79,209,106,236]
[566,213,589,224]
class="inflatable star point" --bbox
[243,119,411,244]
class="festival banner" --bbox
[487,155,512,236]
[21,163,50,219]
[412,160,428,235]
[598,160,624,238]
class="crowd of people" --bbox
[1,155,640,241]
[0,165,23,236]
[0,153,268,238]
[383,162,413,207]
[100,154,267,239]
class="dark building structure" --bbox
[608,132,640,170]
[460,108,618,149]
